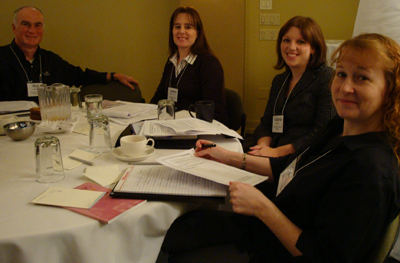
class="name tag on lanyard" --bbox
[168,87,178,102]
[276,157,297,196]
[272,115,284,133]
[27,83,42,97]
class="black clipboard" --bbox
[110,188,225,204]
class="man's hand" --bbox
[110,73,139,90]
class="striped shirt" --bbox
[169,53,197,77]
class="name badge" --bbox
[27,83,41,97]
[272,115,284,133]
[276,157,297,196]
[168,87,178,102]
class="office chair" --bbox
[225,88,246,138]
[80,81,145,103]
[365,214,400,263]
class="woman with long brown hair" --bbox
[150,6,229,125]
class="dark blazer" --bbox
[150,53,229,126]
[253,64,336,151]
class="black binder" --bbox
[115,124,197,149]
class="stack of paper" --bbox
[66,183,146,224]
[102,101,157,119]
[140,118,242,139]
[31,187,106,209]
[157,149,268,186]
[0,101,38,114]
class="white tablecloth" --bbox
[0,112,242,263]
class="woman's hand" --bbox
[248,144,278,157]
[229,181,270,217]
[248,144,295,157]
[194,139,231,164]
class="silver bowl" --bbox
[4,121,36,141]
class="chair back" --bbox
[80,81,145,103]
[365,214,400,263]
[225,89,246,138]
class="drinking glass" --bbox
[85,94,103,121]
[89,115,112,153]
[70,87,83,111]
[35,136,65,183]
[157,99,175,121]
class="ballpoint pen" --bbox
[68,156,94,166]
[195,143,216,149]
[128,162,161,165]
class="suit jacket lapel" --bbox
[287,69,316,100]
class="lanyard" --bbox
[294,146,336,177]
[168,62,188,89]
[10,46,42,83]
[273,73,292,116]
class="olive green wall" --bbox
[0,0,360,133]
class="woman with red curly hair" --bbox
[160,33,400,263]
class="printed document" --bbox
[141,118,220,136]
[157,149,268,186]
[102,101,157,118]
[0,100,38,113]
[113,165,227,197]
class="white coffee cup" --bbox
[120,135,155,157]
[0,115,18,135]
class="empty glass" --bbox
[37,83,71,122]
[158,99,175,121]
[89,115,112,153]
[70,86,83,111]
[35,136,65,183]
[85,94,103,121]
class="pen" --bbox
[68,156,94,166]
[128,162,161,165]
[195,143,216,149]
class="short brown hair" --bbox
[274,16,326,71]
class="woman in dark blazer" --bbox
[249,16,335,157]
[150,6,229,126]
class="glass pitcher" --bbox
[37,83,71,122]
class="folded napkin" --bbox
[83,165,122,186]
[37,115,79,133]
[63,149,100,170]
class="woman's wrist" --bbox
[226,152,245,169]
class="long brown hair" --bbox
[332,33,400,163]
[274,16,327,71]
[168,6,214,58]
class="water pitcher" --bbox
[38,83,71,122]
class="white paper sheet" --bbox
[83,165,122,186]
[108,109,157,125]
[31,187,106,209]
[102,102,157,118]
[157,149,268,186]
[0,101,38,113]
[113,165,227,197]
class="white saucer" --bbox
[112,146,156,162]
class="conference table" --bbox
[0,110,243,263]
